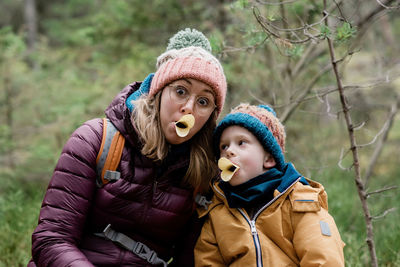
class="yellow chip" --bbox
[175,114,195,137]
[218,157,240,182]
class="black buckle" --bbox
[133,242,144,254]
[147,251,157,264]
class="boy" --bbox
[194,104,345,266]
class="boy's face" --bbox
[219,125,276,186]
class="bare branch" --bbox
[222,36,269,54]
[375,0,400,9]
[356,0,398,29]
[366,186,398,198]
[254,0,301,5]
[252,6,326,44]
[279,63,332,123]
[356,118,392,148]
[364,95,400,186]
[301,74,398,103]
[353,121,366,131]
[323,0,378,264]
[278,48,357,122]
[337,147,352,171]
[372,208,397,220]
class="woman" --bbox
[28,28,227,267]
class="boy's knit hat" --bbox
[149,28,227,116]
[214,103,286,170]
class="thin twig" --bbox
[356,119,392,148]
[366,186,398,198]
[364,95,400,186]
[372,208,397,220]
[375,0,400,9]
[337,147,352,171]
[254,0,301,5]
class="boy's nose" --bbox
[225,147,236,157]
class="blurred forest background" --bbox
[0,0,399,266]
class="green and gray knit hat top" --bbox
[149,28,227,116]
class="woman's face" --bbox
[159,78,216,144]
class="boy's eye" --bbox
[238,140,246,146]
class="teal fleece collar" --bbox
[126,73,154,113]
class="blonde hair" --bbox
[132,92,218,193]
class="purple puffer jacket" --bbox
[28,82,204,266]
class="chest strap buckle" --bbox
[99,224,171,266]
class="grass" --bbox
[316,167,400,266]
[0,171,46,267]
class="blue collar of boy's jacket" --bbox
[219,163,308,208]
[126,73,154,113]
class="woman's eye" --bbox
[238,140,246,146]
[220,144,227,151]
[197,97,210,107]
[175,86,187,96]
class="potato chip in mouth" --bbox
[175,114,195,137]
[218,157,240,182]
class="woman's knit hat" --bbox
[149,28,227,115]
[214,103,286,170]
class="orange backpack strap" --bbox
[96,118,125,187]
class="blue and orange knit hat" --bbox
[214,103,286,170]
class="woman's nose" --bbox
[180,96,196,114]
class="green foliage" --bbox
[0,172,46,266]
[308,167,400,266]
[244,30,267,47]
[0,125,12,154]
[0,27,25,58]
[335,22,357,43]
[320,24,332,39]
[0,0,399,265]
[286,44,304,58]
[231,0,250,10]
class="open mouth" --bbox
[175,114,195,137]
[218,157,240,182]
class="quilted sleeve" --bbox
[290,188,345,267]
[31,119,103,267]
[194,217,226,267]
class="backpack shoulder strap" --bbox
[96,118,125,187]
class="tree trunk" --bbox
[24,0,38,67]
[4,75,15,169]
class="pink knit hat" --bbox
[148,29,227,116]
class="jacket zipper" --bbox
[213,177,301,266]
[238,209,263,267]
[153,180,158,194]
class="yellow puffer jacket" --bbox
[195,178,345,267]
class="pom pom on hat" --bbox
[149,28,227,117]
[166,28,212,52]
[214,103,286,170]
